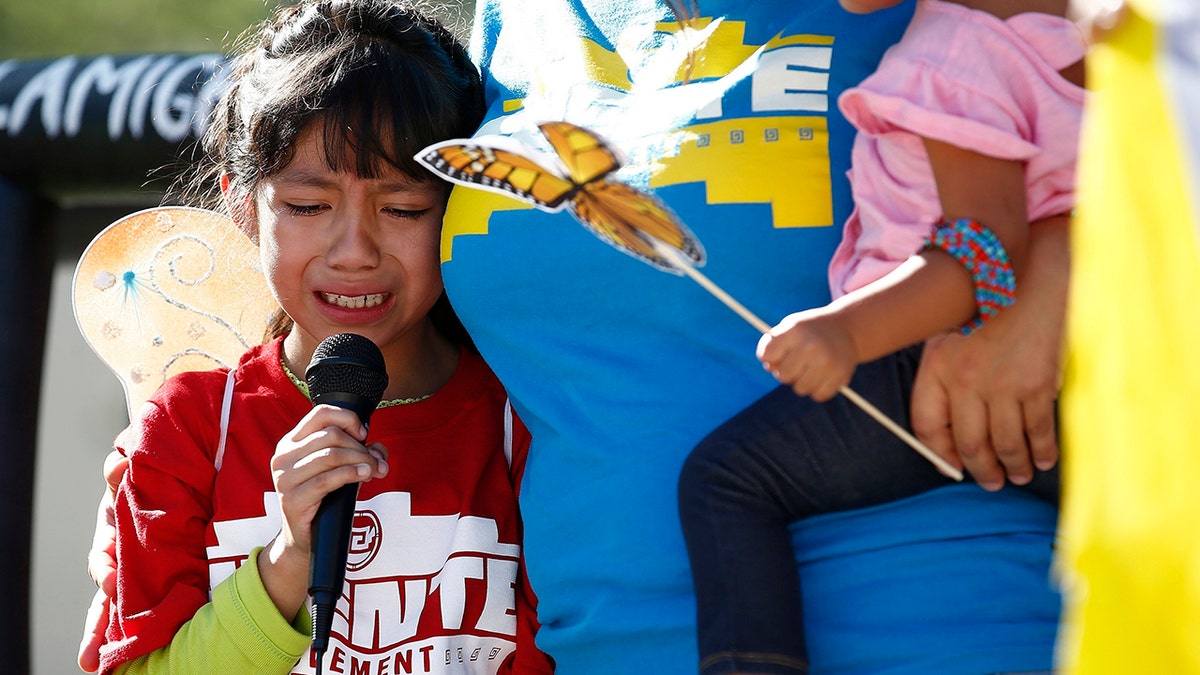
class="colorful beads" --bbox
[924,218,1017,335]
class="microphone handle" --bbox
[308,481,359,653]
[307,390,374,654]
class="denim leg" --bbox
[679,347,958,674]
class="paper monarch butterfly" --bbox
[416,121,706,274]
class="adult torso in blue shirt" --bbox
[442,1,1060,673]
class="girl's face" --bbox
[247,124,447,363]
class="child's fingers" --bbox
[272,404,378,485]
[366,442,390,478]
[789,363,844,403]
[292,404,369,442]
[809,374,847,403]
[756,331,776,361]
[759,325,808,374]
[274,432,382,491]
[271,440,379,550]
[288,458,374,502]
[291,444,377,482]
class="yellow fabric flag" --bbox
[1058,2,1200,671]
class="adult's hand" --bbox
[77,449,128,673]
[910,215,1069,490]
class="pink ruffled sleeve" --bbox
[839,56,1042,163]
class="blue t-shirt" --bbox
[441,1,1060,672]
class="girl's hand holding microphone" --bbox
[259,405,389,621]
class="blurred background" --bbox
[0,1,472,672]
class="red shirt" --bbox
[102,338,551,674]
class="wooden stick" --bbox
[653,241,963,481]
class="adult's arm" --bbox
[113,548,311,675]
[910,214,1069,490]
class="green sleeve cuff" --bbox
[218,546,313,664]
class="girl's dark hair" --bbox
[177,0,484,347]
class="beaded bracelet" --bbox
[923,218,1017,335]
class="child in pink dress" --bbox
[678,1,1086,673]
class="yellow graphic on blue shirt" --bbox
[659,116,832,229]
[438,17,837,262]
[656,17,761,84]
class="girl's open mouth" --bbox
[320,292,389,309]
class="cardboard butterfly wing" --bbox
[416,121,706,273]
[418,136,580,210]
[72,206,277,418]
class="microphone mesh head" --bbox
[305,333,389,403]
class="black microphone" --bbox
[304,333,388,667]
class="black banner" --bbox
[0,54,230,196]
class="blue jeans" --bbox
[677,346,1059,674]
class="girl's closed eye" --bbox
[284,202,329,216]
[383,206,433,220]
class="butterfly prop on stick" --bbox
[417,121,961,481]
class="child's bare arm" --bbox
[834,139,1028,360]
[839,0,906,13]
[924,138,1030,269]
[760,139,1030,400]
